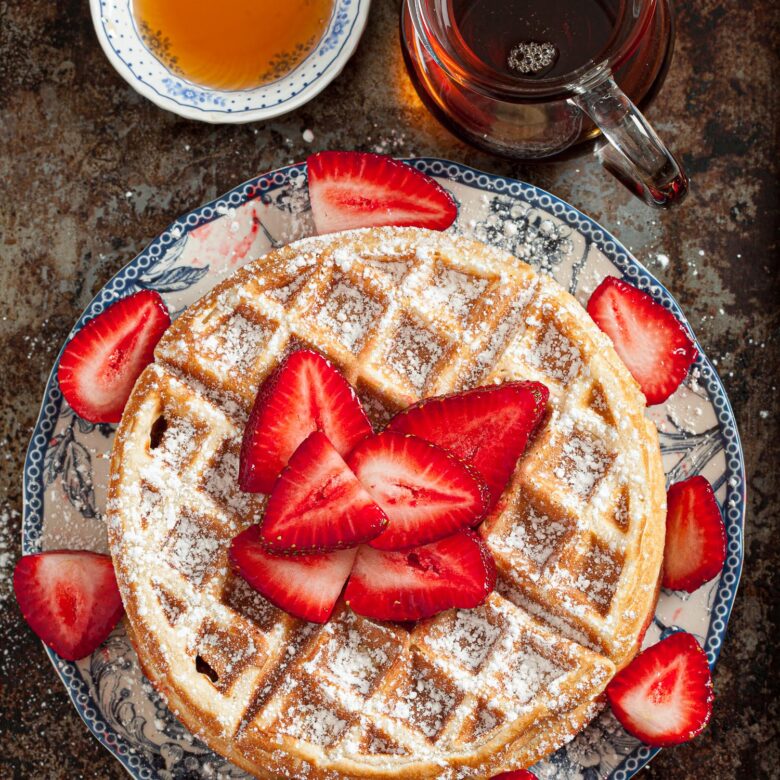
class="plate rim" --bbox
[22,157,746,779]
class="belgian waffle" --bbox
[107,227,665,778]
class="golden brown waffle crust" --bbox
[108,227,665,779]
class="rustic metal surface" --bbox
[0,0,777,777]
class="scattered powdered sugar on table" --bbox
[0,504,18,607]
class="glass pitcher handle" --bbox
[570,74,688,208]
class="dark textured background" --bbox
[1,0,777,777]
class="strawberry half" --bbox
[388,382,549,508]
[346,430,489,550]
[586,276,698,405]
[239,349,372,493]
[606,631,714,746]
[260,431,387,553]
[58,289,170,423]
[492,772,537,780]
[230,524,356,623]
[344,530,496,622]
[663,475,727,592]
[13,551,124,661]
[306,151,458,235]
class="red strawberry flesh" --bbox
[230,524,356,623]
[307,151,458,235]
[57,289,170,423]
[606,631,714,746]
[344,530,496,622]
[260,431,387,553]
[587,276,698,405]
[663,475,726,592]
[346,430,489,550]
[239,349,372,493]
[491,772,538,780]
[388,381,548,508]
[13,551,124,661]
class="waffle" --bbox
[107,227,666,778]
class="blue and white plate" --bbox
[89,0,370,122]
[23,159,745,779]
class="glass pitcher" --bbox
[401,0,688,207]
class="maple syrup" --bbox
[133,0,335,91]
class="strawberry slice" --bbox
[260,431,387,553]
[344,530,496,622]
[491,772,537,780]
[606,631,714,746]
[306,151,458,235]
[586,276,698,405]
[13,551,124,661]
[663,476,726,592]
[388,382,548,508]
[230,524,356,623]
[58,289,170,423]
[239,349,372,493]
[346,430,489,550]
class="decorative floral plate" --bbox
[23,159,745,779]
[89,0,370,122]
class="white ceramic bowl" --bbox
[89,0,371,123]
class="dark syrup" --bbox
[451,0,625,79]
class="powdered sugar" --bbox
[501,505,570,570]
[552,419,613,501]
[202,311,270,372]
[316,278,384,353]
[164,510,224,587]
[423,265,488,322]
[387,657,460,739]
[277,688,348,746]
[386,317,445,391]
[427,609,502,671]
[155,418,200,471]
[525,318,583,384]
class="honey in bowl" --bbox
[133,0,335,91]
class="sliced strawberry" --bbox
[261,431,387,553]
[13,551,124,661]
[346,430,489,550]
[491,772,537,780]
[663,476,726,592]
[586,276,698,405]
[344,530,496,622]
[306,151,458,235]
[606,631,714,746]
[229,524,356,622]
[58,290,170,423]
[388,382,548,508]
[239,349,372,493]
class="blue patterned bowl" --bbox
[89,0,371,122]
